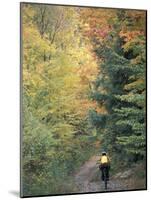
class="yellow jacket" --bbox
[100,155,110,164]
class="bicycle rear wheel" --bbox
[105,178,107,190]
[103,168,108,190]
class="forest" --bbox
[21,3,146,196]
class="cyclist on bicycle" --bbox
[99,151,110,181]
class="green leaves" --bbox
[84,8,146,165]
[22,4,146,195]
[117,135,146,156]
[22,4,99,196]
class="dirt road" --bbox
[74,155,126,193]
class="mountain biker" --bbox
[99,151,110,181]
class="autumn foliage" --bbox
[21,3,146,196]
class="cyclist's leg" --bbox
[106,165,109,180]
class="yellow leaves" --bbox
[76,45,98,81]
[23,68,30,82]
[36,63,46,74]
[22,4,35,25]
[52,123,74,138]
[23,25,51,52]
[22,4,103,131]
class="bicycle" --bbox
[97,160,109,190]
[102,166,108,190]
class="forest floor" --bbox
[74,155,146,193]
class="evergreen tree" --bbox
[89,10,146,164]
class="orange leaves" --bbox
[96,106,107,114]
[78,62,98,83]
[119,30,143,43]
[79,99,96,114]
[119,29,145,53]
[80,8,116,41]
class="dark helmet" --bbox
[102,151,107,156]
